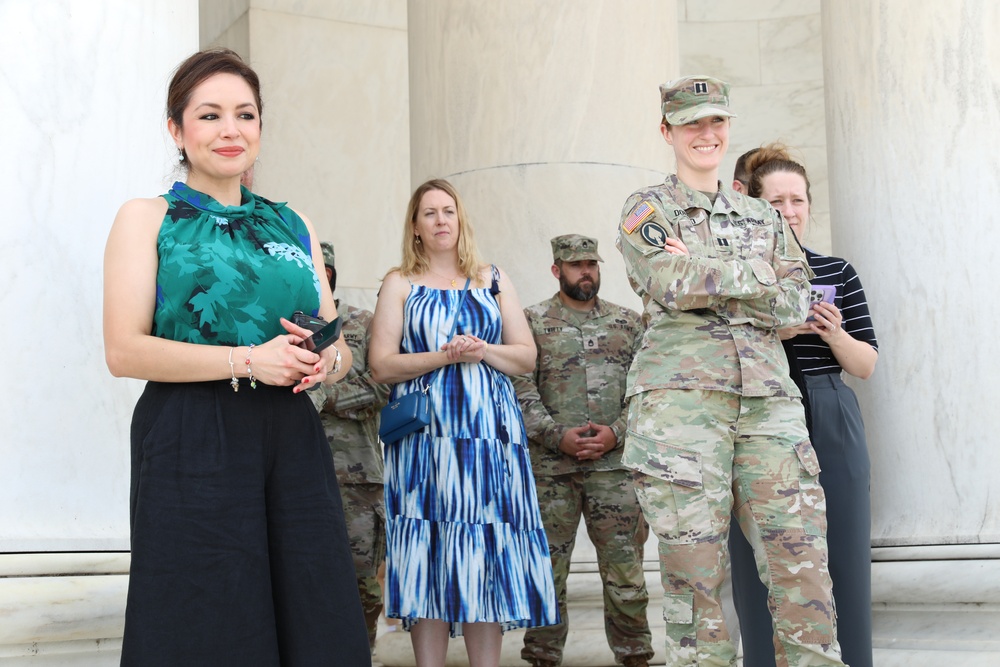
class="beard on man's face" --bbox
[559,271,600,302]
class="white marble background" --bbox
[0,0,197,551]
[407,0,677,310]
[823,0,1000,546]
[4,0,998,662]
[678,0,832,255]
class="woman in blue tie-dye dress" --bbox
[370,179,558,666]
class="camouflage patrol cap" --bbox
[551,234,604,263]
[660,75,736,125]
[320,241,335,269]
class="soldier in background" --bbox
[309,241,390,653]
[514,235,653,667]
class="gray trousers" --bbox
[729,373,873,667]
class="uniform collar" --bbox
[544,293,604,323]
[664,175,756,221]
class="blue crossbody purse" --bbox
[378,278,471,444]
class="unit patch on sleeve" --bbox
[623,201,654,234]
[640,221,668,248]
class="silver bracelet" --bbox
[228,347,239,392]
[328,347,342,375]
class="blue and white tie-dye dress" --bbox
[383,276,559,633]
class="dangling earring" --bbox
[415,236,421,245]
[177,149,185,163]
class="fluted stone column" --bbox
[406,0,677,312]
[822,1,1000,664]
[377,2,679,665]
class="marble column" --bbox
[0,0,197,663]
[405,0,677,312]
[677,0,833,254]
[376,2,678,665]
[822,1,1000,664]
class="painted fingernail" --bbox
[302,377,310,384]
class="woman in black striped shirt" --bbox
[729,144,879,667]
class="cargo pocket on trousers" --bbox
[662,592,697,652]
[793,438,826,535]
[793,438,822,477]
[662,592,694,624]
[626,430,711,543]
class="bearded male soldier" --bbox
[514,235,652,667]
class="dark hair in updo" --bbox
[733,147,760,188]
[745,142,812,204]
[166,48,263,151]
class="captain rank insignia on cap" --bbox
[694,81,709,94]
[623,201,654,234]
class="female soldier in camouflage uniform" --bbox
[615,76,849,667]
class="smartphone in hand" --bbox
[806,285,836,321]
[291,311,343,354]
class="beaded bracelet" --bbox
[228,347,239,392]
[244,343,257,389]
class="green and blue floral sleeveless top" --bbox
[153,182,322,346]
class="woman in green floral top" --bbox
[103,48,370,665]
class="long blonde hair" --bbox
[392,179,484,281]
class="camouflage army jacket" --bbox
[616,175,812,398]
[512,294,643,477]
[309,302,390,485]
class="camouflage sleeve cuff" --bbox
[308,384,331,413]
[546,425,568,453]
[610,420,626,449]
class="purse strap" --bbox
[446,278,472,339]
[420,277,472,393]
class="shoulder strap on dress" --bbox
[490,264,501,296]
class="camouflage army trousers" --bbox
[624,389,846,667]
[521,469,653,665]
[338,482,386,651]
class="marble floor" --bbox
[7,630,1000,667]
[370,573,678,667]
[371,617,739,667]
[3,555,997,667]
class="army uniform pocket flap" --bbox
[793,438,822,477]
[747,258,777,286]
[662,592,695,624]
[624,430,703,488]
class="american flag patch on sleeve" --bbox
[623,201,654,234]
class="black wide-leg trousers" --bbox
[122,380,371,666]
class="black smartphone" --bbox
[291,310,326,333]
[300,316,342,354]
